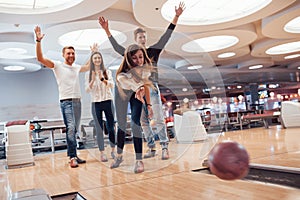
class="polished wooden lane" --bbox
[0,125,299,199]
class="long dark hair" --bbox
[89,51,108,82]
[116,44,153,97]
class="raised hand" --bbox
[90,43,99,52]
[175,2,185,17]
[98,16,109,30]
[34,26,45,41]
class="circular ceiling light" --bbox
[187,65,202,70]
[182,35,239,53]
[284,16,300,33]
[266,41,300,55]
[0,0,83,14]
[1,62,41,73]
[249,64,263,70]
[284,54,300,59]
[58,29,126,50]
[217,52,236,58]
[4,65,25,71]
[161,0,272,25]
[0,42,35,59]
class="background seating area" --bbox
[281,101,300,128]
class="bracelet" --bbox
[147,104,152,107]
[36,39,41,42]
[100,78,104,81]
[175,15,180,17]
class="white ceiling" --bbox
[0,0,300,97]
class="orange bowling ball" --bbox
[208,140,249,180]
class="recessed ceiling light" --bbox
[182,88,188,92]
[0,0,83,14]
[284,16,300,33]
[161,0,271,25]
[217,52,236,58]
[187,65,202,70]
[183,98,189,103]
[249,64,263,70]
[284,54,300,59]
[182,35,239,53]
[298,66,300,70]
[58,29,126,50]
[266,41,300,55]
[4,65,25,71]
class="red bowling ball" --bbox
[208,140,250,180]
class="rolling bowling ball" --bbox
[208,140,249,180]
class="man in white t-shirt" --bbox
[34,26,90,168]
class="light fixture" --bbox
[187,65,202,70]
[249,64,263,70]
[217,52,236,58]
[58,29,126,50]
[182,88,188,92]
[4,65,25,71]
[266,41,300,55]
[284,54,300,59]
[161,0,272,25]
[0,43,35,59]
[0,0,83,14]
[268,84,279,89]
[183,98,189,103]
[182,35,239,53]
[284,16,300,33]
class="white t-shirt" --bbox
[52,61,81,100]
[85,69,114,102]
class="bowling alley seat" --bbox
[281,101,300,128]
[4,120,34,169]
[174,110,207,143]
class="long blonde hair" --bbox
[116,44,154,97]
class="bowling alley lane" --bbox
[1,125,300,199]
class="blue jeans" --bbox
[92,100,116,151]
[60,99,81,158]
[115,87,143,160]
[141,84,169,149]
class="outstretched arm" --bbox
[149,2,185,53]
[98,16,125,56]
[34,26,54,68]
[98,16,112,37]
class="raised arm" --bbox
[34,26,54,68]
[149,2,185,54]
[98,16,125,56]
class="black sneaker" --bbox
[76,157,86,164]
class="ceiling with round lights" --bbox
[0,0,300,88]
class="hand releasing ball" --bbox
[208,140,249,180]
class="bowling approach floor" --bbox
[1,125,300,200]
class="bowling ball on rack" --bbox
[208,140,249,180]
